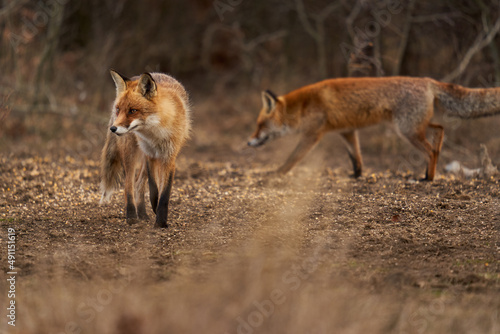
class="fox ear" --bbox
[261,90,278,112]
[110,70,129,95]
[137,73,157,99]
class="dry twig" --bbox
[441,15,500,82]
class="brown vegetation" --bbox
[0,1,499,333]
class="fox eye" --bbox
[129,108,138,115]
[115,106,119,115]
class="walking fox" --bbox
[100,70,191,227]
[248,77,500,180]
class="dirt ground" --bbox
[0,107,499,333]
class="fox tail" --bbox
[100,131,122,204]
[433,81,500,119]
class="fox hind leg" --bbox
[123,141,144,225]
[135,156,150,221]
[404,124,443,181]
[124,160,139,225]
[425,123,444,180]
[147,160,159,214]
[340,130,363,178]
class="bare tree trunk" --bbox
[488,39,500,85]
[374,33,384,77]
[295,0,341,79]
[345,0,363,42]
[475,0,500,84]
[33,1,65,107]
[3,0,27,88]
[392,0,416,76]
[345,1,383,77]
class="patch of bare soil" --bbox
[0,146,499,333]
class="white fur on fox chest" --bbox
[135,114,175,160]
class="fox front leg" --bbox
[277,132,324,174]
[147,159,175,228]
[155,170,174,228]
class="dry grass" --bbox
[1,153,499,334]
[5,226,499,334]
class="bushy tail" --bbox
[100,131,122,204]
[432,81,500,119]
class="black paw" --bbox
[154,221,168,228]
[127,217,140,225]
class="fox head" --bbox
[247,90,289,147]
[109,70,158,136]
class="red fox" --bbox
[100,70,191,227]
[248,76,500,180]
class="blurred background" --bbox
[0,0,499,171]
[2,3,500,333]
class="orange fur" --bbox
[249,77,500,180]
[101,70,191,227]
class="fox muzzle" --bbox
[110,125,129,135]
[247,135,269,147]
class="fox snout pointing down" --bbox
[247,90,291,147]
[100,70,191,227]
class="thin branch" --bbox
[0,0,28,19]
[441,16,500,82]
[295,0,341,78]
[295,0,320,41]
[0,91,12,125]
[314,2,341,22]
[411,12,462,24]
[243,30,288,51]
[474,0,500,85]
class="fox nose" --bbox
[110,126,117,133]
[247,138,258,147]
